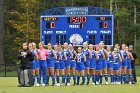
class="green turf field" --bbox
[0,77,140,93]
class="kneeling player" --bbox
[76,47,86,85]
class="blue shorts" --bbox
[107,61,113,69]
[90,60,96,69]
[60,60,65,70]
[102,59,107,68]
[39,60,47,68]
[55,61,60,69]
[65,60,71,68]
[70,60,76,68]
[76,62,85,71]
[96,60,102,70]
[47,60,54,68]
[122,59,127,67]
[113,63,119,71]
[84,59,90,68]
[127,60,132,70]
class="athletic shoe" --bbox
[60,83,65,86]
[42,83,45,86]
[18,84,24,87]
[67,83,70,86]
[92,82,95,85]
[96,81,99,85]
[110,82,114,85]
[105,82,108,85]
[55,83,60,86]
[36,83,40,87]
[129,82,132,84]
[25,84,31,87]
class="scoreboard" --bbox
[41,7,114,46]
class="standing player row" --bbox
[29,41,134,86]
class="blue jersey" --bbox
[121,50,127,59]
[32,49,39,60]
[64,49,70,60]
[48,50,54,61]
[70,49,76,60]
[108,51,113,62]
[58,50,65,60]
[101,49,107,57]
[77,53,84,62]
[114,53,119,63]
[82,49,89,60]
[91,50,96,61]
[97,51,102,61]
[55,51,59,61]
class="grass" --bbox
[0,77,140,93]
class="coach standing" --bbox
[129,45,137,84]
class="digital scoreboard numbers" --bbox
[41,7,114,46]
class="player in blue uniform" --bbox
[69,44,77,85]
[106,46,115,84]
[76,47,86,85]
[82,42,92,85]
[58,44,67,86]
[46,43,57,86]
[99,42,109,84]
[31,42,40,86]
[95,45,105,85]
[121,44,130,84]
[63,42,71,86]
[54,45,60,86]
[115,44,123,84]
[125,46,134,84]
[89,44,98,85]
[112,48,122,84]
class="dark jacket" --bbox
[17,48,34,69]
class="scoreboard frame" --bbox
[40,7,114,46]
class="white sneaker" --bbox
[105,81,108,85]
[60,83,65,86]
[110,82,114,84]
[67,83,70,86]
[96,81,99,85]
[42,83,45,86]
[55,83,60,86]
[118,82,121,84]
[129,82,132,84]
[92,82,95,85]
[36,83,40,86]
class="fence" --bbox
[0,64,19,77]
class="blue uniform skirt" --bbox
[70,60,76,68]
[55,61,60,69]
[127,60,132,70]
[47,59,54,68]
[76,62,85,71]
[113,63,119,71]
[90,59,96,69]
[60,60,65,70]
[122,59,127,67]
[96,60,102,70]
[107,61,113,69]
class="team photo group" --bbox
[17,41,135,87]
